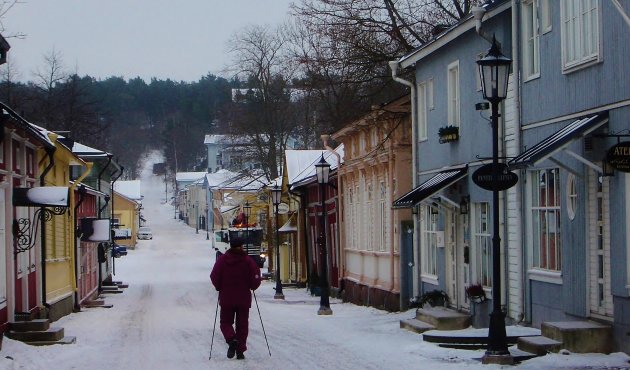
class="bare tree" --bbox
[225,25,297,180]
[0,0,25,39]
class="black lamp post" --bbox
[315,155,332,315]
[271,183,284,299]
[476,36,513,364]
[244,201,252,256]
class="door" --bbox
[459,211,470,310]
[445,209,458,307]
[400,221,414,309]
[588,169,612,318]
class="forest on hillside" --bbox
[0,0,482,181]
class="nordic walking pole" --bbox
[252,290,271,357]
[209,297,219,360]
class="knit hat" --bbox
[229,237,245,249]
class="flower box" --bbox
[438,125,459,143]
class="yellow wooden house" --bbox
[112,191,140,248]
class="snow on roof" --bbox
[114,180,142,200]
[175,172,207,182]
[216,170,269,191]
[285,145,344,187]
[206,169,239,187]
[71,141,111,157]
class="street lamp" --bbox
[476,36,512,364]
[315,154,332,315]
[244,201,252,256]
[271,183,284,300]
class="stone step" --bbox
[400,318,435,334]
[415,307,470,330]
[422,326,541,345]
[7,327,65,342]
[27,336,76,346]
[542,321,613,354]
[517,335,562,355]
[100,289,123,294]
[9,319,50,332]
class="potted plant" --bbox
[438,125,459,143]
[417,289,451,308]
[465,283,487,303]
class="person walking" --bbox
[210,237,262,360]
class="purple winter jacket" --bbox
[210,248,262,307]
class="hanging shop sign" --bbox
[606,141,630,173]
[473,163,519,191]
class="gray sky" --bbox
[2,0,293,82]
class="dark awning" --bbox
[508,113,608,169]
[392,166,467,209]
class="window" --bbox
[379,181,386,252]
[561,0,599,69]
[566,173,577,220]
[417,82,428,141]
[541,0,552,33]
[447,61,460,127]
[523,0,540,79]
[473,203,492,287]
[427,78,434,110]
[530,168,562,271]
[421,204,439,277]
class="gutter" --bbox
[70,162,92,311]
[389,60,419,302]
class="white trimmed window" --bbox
[427,78,434,110]
[523,0,540,79]
[421,204,439,277]
[447,61,460,127]
[541,0,552,33]
[379,181,386,252]
[530,168,562,271]
[561,0,600,69]
[417,81,428,141]
[566,173,577,220]
[472,202,492,287]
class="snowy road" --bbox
[0,152,628,370]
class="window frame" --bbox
[528,168,562,273]
[560,0,601,72]
[417,81,428,141]
[421,204,439,279]
[522,0,541,80]
[472,202,492,288]
[447,61,460,128]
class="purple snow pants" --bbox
[219,304,250,353]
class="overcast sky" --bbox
[1,0,293,82]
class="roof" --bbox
[285,146,344,188]
[114,180,142,200]
[508,113,609,169]
[392,166,468,209]
[71,141,111,157]
[396,0,511,69]
[206,169,239,188]
[216,170,269,191]
[176,172,207,182]
[0,103,55,148]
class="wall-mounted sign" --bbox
[473,163,519,191]
[606,141,630,173]
[277,203,290,215]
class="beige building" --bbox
[332,95,413,311]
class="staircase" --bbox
[6,319,76,346]
[400,307,471,334]
[517,321,613,355]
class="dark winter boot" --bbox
[227,339,238,359]
[236,352,245,360]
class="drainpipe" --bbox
[110,166,123,277]
[511,0,525,324]
[472,6,501,48]
[97,155,113,217]
[73,184,86,311]
[389,60,419,302]
[321,134,343,289]
[39,146,56,311]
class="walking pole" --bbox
[252,290,271,357]
[209,297,219,360]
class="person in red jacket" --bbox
[210,237,262,360]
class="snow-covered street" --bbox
[0,154,628,370]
